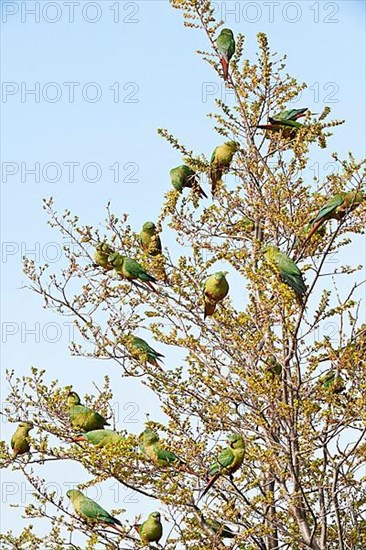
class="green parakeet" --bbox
[138,222,162,256]
[94,243,115,270]
[234,216,255,233]
[138,222,168,283]
[265,356,282,377]
[66,489,124,534]
[320,370,345,394]
[216,28,235,81]
[67,391,110,432]
[263,245,307,300]
[128,335,164,368]
[210,141,240,196]
[135,511,163,546]
[307,191,365,239]
[10,422,33,458]
[139,427,187,470]
[108,252,157,291]
[204,271,229,319]
[257,107,308,137]
[270,108,308,124]
[256,108,308,141]
[73,429,124,447]
[170,165,207,199]
[206,518,235,539]
[200,434,245,500]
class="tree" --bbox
[1,1,365,548]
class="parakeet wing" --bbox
[123,258,144,276]
[79,498,113,523]
[277,253,306,295]
[156,446,179,464]
[210,147,218,164]
[217,446,235,468]
[277,252,302,277]
[209,446,234,475]
[311,195,344,224]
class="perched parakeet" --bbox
[108,252,157,291]
[138,222,162,257]
[67,391,110,432]
[307,191,365,239]
[216,28,235,81]
[94,243,115,270]
[10,422,33,458]
[139,427,185,469]
[320,370,345,394]
[263,245,307,300]
[128,335,164,368]
[204,271,229,319]
[73,429,124,448]
[138,222,168,282]
[265,356,282,377]
[170,165,207,199]
[199,434,245,500]
[269,108,308,124]
[135,511,163,546]
[206,518,235,539]
[66,489,124,534]
[257,108,308,138]
[210,141,239,196]
[234,216,255,233]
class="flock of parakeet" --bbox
[9,27,365,546]
[10,392,244,543]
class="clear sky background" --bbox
[1,0,365,544]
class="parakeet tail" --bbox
[306,219,324,240]
[257,124,275,130]
[109,522,124,535]
[210,168,222,198]
[198,185,208,199]
[72,435,86,442]
[204,300,217,319]
[198,473,220,501]
[149,357,164,369]
[146,281,157,292]
[220,57,229,81]
[191,174,208,199]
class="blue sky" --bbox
[1,0,365,543]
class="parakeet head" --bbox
[150,512,161,521]
[140,428,159,445]
[226,140,240,152]
[66,489,83,501]
[67,391,81,407]
[214,271,228,281]
[96,242,113,253]
[108,251,121,265]
[261,244,278,259]
[220,28,234,38]
[228,433,244,448]
[18,421,33,430]
[321,370,345,393]
[142,222,157,234]
[266,356,282,376]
